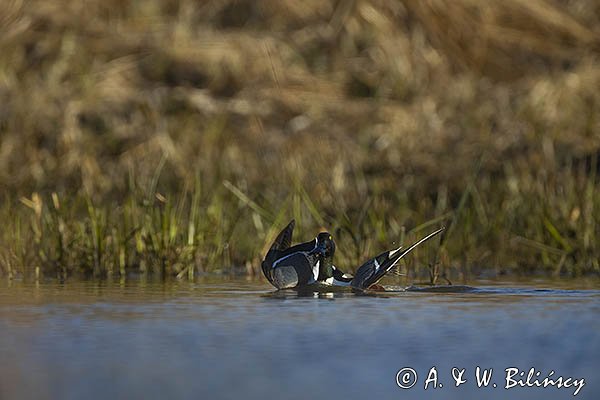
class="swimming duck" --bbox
[261,220,336,289]
[262,220,444,290]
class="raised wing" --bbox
[270,219,295,252]
[262,220,295,284]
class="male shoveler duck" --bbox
[262,220,444,291]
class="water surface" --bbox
[0,278,598,399]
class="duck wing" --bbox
[351,227,444,290]
[262,220,326,287]
[262,220,296,283]
[271,219,295,252]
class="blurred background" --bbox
[0,0,599,279]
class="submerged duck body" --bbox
[261,220,444,291]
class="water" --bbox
[0,278,598,400]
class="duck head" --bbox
[313,232,336,280]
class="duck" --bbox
[311,227,444,290]
[261,220,444,291]
[349,227,445,289]
[261,220,336,289]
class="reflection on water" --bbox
[0,277,598,400]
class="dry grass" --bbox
[0,0,599,279]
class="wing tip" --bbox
[272,219,296,250]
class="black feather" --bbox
[272,219,295,252]
[351,227,444,290]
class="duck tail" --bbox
[351,227,444,290]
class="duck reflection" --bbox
[262,286,388,300]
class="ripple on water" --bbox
[0,277,598,400]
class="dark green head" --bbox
[315,232,335,280]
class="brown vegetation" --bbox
[0,0,599,279]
